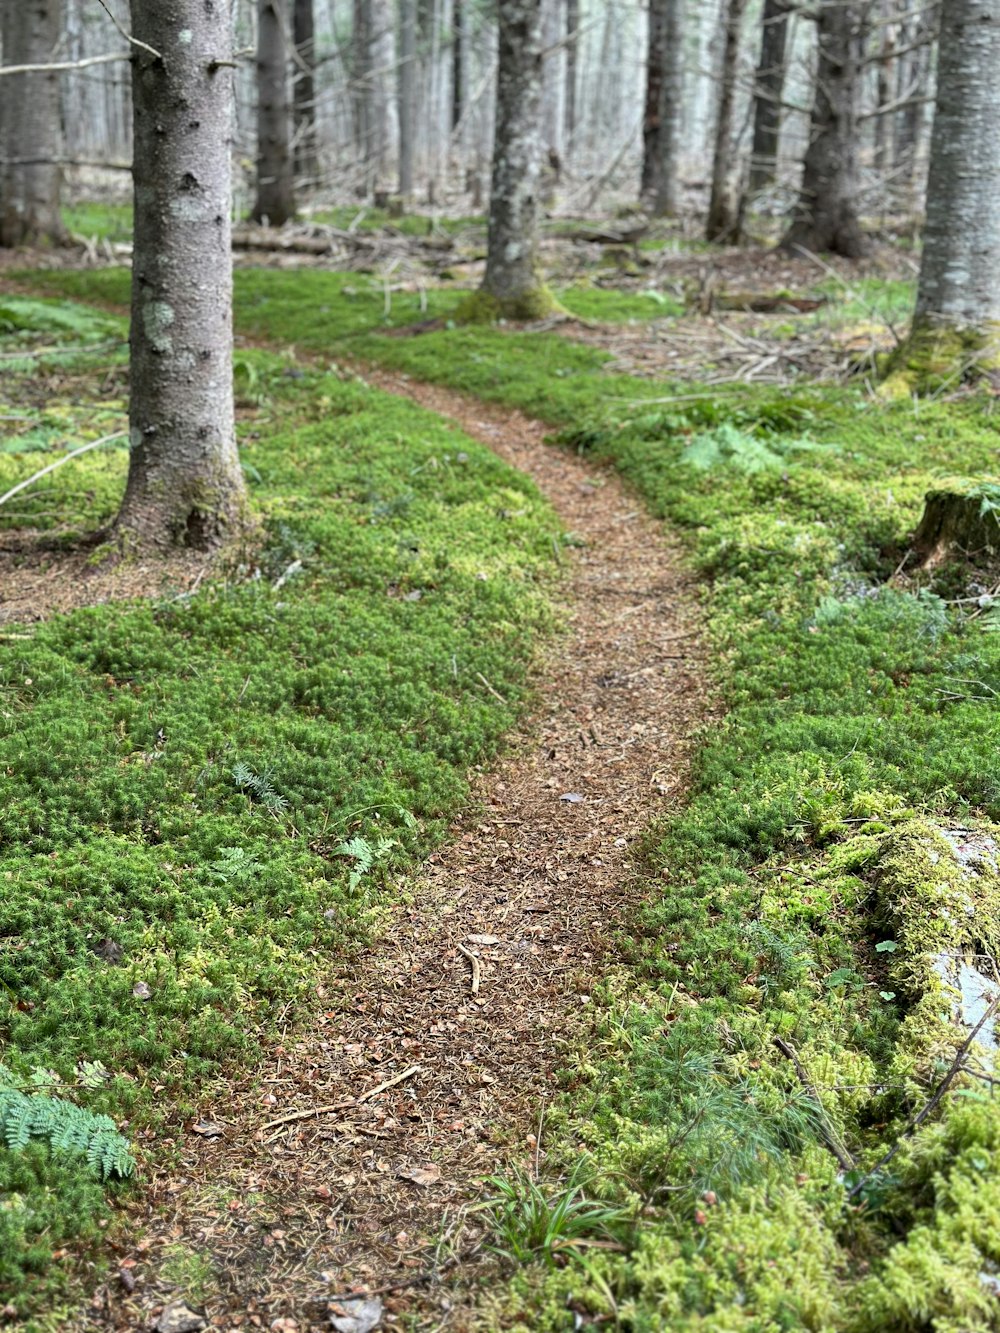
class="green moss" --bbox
[881,318,1000,397]
[454,282,561,324]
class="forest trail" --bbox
[92,377,709,1333]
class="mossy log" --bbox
[911,487,1000,568]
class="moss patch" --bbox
[881,317,1000,397]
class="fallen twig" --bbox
[773,1037,856,1172]
[847,992,1000,1199]
[0,431,127,511]
[457,943,481,994]
[262,1063,421,1133]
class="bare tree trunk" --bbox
[463,0,553,319]
[0,0,66,248]
[884,0,1000,391]
[541,0,563,156]
[370,0,397,187]
[563,0,578,155]
[398,0,417,195]
[253,0,295,225]
[873,5,896,178]
[120,0,249,552]
[353,0,374,190]
[293,0,319,180]
[451,0,463,132]
[748,0,788,195]
[642,0,683,214]
[706,0,748,242]
[781,0,869,258]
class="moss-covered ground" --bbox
[0,293,562,1321]
[13,258,1000,1330]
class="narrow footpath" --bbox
[90,376,708,1333]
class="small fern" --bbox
[334,835,397,891]
[681,423,829,474]
[0,1066,134,1181]
[232,761,288,813]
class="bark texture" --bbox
[564,0,578,152]
[451,0,463,131]
[912,489,1000,568]
[120,0,249,551]
[398,0,417,195]
[882,0,1000,391]
[472,0,554,318]
[706,0,748,241]
[0,0,66,247]
[292,0,318,180]
[748,0,788,194]
[253,0,295,225]
[781,0,869,258]
[643,0,684,216]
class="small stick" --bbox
[457,943,481,994]
[262,1064,421,1132]
[848,993,1000,1199]
[773,1037,856,1172]
[475,672,506,705]
[0,431,126,511]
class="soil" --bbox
[76,377,710,1332]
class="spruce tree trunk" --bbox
[253,0,295,225]
[563,0,578,154]
[883,0,1000,392]
[748,0,788,195]
[642,0,683,215]
[119,0,249,552]
[781,0,869,258]
[706,0,748,242]
[465,0,554,319]
[0,0,66,248]
[398,0,417,195]
[451,0,463,132]
[292,0,319,180]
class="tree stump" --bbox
[912,488,1000,568]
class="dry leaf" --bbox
[191,1121,224,1138]
[466,933,500,946]
[559,792,585,803]
[328,1296,383,1333]
[396,1162,441,1187]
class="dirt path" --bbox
[89,376,708,1333]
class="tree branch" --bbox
[94,0,162,61]
[0,51,129,78]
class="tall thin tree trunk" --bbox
[653,0,683,215]
[451,0,464,132]
[293,0,319,180]
[0,0,66,248]
[642,0,667,201]
[706,0,748,242]
[563,0,578,154]
[781,0,869,258]
[353,0,374,190]
[464,0,553,319]
[748,0,788,195]
[253,0,295,225]
[884,0,1000,390]
[120,0,249,551]
[398,0,417,194]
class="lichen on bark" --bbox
[117,0,251,553]
[460,0,552,323]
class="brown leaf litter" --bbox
[72,377,711,1331]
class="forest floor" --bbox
[87,380,707,1333]
[3,213,1000,1333]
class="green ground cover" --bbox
[20,265,1000,1330]
[0,295,562,1321]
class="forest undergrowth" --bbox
[9,251,1000,1331]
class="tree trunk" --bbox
[882,0,1000,392]
[911,489,1000,568]
[781,0,869,258]
[0,0,66,248]
[292,0,319,181]
[642,0,684,214]
[398,0,417,195]
[706,0,748,241]
[463,0,553,319]
[748,0,788,195]
[119,0,249,552]
[451,0,463,132]
[563,0,578,154]
[253,0,295,225]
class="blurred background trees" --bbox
[0,0,942,248]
